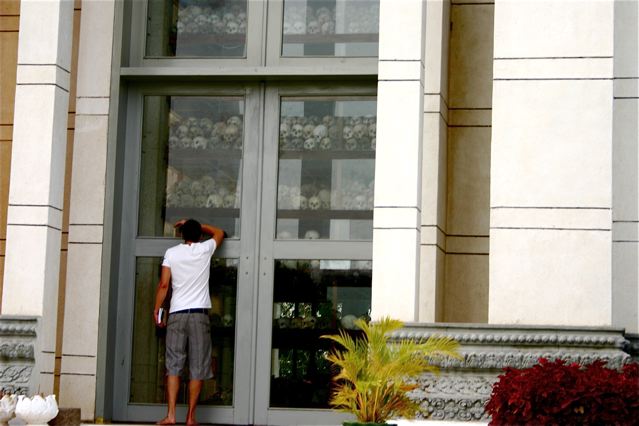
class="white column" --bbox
[419,0,450,322]
[372,0,425,321]
[612,0,639,333]
[59,0,115,419]
[489,0,614,326]
[2,0,73,394]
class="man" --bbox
[153,218,225,426]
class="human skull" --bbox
[279,123,290,140]
[344,138,358,151]
[236,12,247,25]
[321,20,335,34]
[319,137,331,150]
[189,124,203,137]
[322,115,335,127]
[304,230,320,239]
[277,230,293,239]
[227,115,242,127]
[194,195,207,208]
[206,194,223,208]
[177,125,189,138]
[353,124,367,140]
[238,21,247,33]
[303,124,315,139]
[370,137,376,150]
[223,12,235,24]
[291,124,304,139]
[292,317,304,328]
[224,124,239,145]
[307,20,320,34]
[302,316,317,329]
[368,123,376,138]
[308,196,321,210]
[293,21,305,34]
[201,176,216,192]
[222,314,234,327]
[190,180,204,195]
[318,189,331,209]
[213,20,226,34]
[277,317,290,328]
[223,194,236,208]
[303,138,317,151]
[226,20,239,34]
[298,195,308,210]
[312,124,328,143]
[341,314,358,329]
[192,136,207,150]
[342,126,353,140]
[179,137,193,149]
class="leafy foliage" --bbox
[486,358,639,425]
[321,317,461,423]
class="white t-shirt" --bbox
[162,238,217,313]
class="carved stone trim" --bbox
[388,323,632,422]
[0,316,37,396]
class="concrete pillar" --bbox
[59,0,116,419]
[372,0,425,321]
[612,0,639,333]
[2,0,73,394]
[419,0,450,322]
[489,0,614,326]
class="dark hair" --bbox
[181,219,202,242]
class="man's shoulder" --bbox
[165,243,184,256]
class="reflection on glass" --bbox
[276,98,376,240]
[282,0,379,57]
[146,0,247,57]
[138,96,243,238]
[130,257,238,406]
[270,259,372,408]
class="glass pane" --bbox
[282,0,379,57]
[146,0,247,58]
[139,96,243,238]
[270,259,372,408]
[130,257,238,406]
[276,98,376,240]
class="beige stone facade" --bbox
[0,0,637,423]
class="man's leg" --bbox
[157,375,180,425]
[186,379,203,425]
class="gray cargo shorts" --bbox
[165,311,213,380]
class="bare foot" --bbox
[186,418,199,426]
[156,416,176,425]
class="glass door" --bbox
[112,83,376,425]
[254,86,377,425]
[112,84,262,425]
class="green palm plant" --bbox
[321,317,461,425]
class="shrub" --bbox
[485,358,639,425]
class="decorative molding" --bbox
[0,317,37,396]
[0,342,34,360]
[391,324,632,422]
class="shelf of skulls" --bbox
[278,150,375,161]
[174,32,247,46]
[277,209,372,220]
[282,32,379,44]
[166,206,240,219]
[168,148,242,169]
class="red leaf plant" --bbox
[485,358,639,425]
